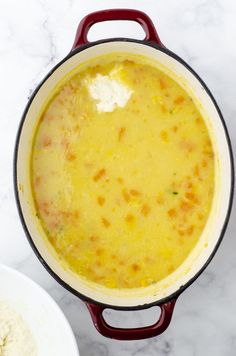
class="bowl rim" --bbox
[0,263,79,355]
[13,37,235,310]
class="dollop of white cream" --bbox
[88,73,133,113]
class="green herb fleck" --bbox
[172,191,178,195]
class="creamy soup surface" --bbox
[31,54,214,289]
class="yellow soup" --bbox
[31,54,214,289]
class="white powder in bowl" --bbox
[87,72,133,113]
[0,299,37,356]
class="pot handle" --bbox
[86,298,176,340]
[71,9,164,50]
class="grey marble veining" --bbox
[0,0,236,355]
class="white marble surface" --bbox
[0,0,236,355]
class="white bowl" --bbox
[0,264,79,356]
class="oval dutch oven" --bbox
[14,9,234,340]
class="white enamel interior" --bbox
[16,41,232,307]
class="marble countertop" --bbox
[0,0,235,355]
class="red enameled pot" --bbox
[14,9,234,340]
